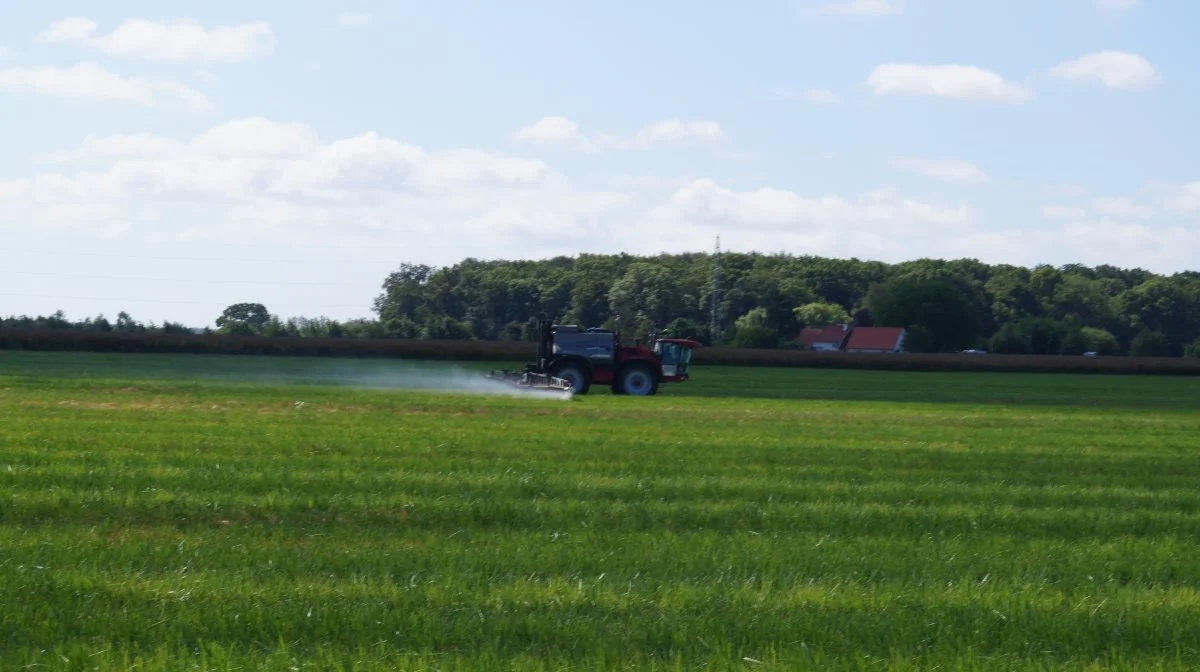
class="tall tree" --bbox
[1117,277,1200,356]
[793,301,852,328]
[608,262,681,336]
[373,263,436,324]
[865,275,981,352]
[216,303,270,335]
[730,307,781,349]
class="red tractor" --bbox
[486,315,701,396]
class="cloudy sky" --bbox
[2,0,1196,327]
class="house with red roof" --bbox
[802,324,853,351]
[797,327,822,349]
[844,326,907,353]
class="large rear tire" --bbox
[616,363,658,396]
[550,361,591,395]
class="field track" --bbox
[2,351,1199,670]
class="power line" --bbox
[710,234,722,343]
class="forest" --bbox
[5,252,1200,357]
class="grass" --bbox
[1,350,1199,670]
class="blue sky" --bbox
[2,0,1197,327]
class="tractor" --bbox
[486,314,701,396]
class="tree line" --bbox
[6,252,1200,357]
[364,254,1200,357]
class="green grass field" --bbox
[2,351,1199,671]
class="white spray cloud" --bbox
[342,364,575,400]
[188,359,574,400]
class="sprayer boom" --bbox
[484,369,575,395]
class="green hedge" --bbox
[0,329,530,361]
[2,329,1199,375]
[695,346,1200,375]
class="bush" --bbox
[1058,329,1088,356]
[662,318,710,345]
[988,323,1029,354]
[1080,327,1121,356]
[1185,338,1200,358]
[730,308,782,349]
[690,348,1200,375]
[902,325,936,353]
[0,329,531,361]
[1130,329,1168,357]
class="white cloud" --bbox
[337,13,373,27]
[191,118,320,157]
[946,219,1197,273]
[1095,0,1139,12]
[514,116,727,152]
[646,179,979,263]
[0,62,211,110]
[890,157,990,184]
[654,179,971,233]
[1093,197,1153,218]
[10,118,1200,328]
[514,116,590,149]
[1024,195,1200,272]
[37,17,275,62]
[5,119,623,251]
[1152,182,1200,216]
[8,120,986,274]
[603,174,700,192]
[617,119,725,150]
[1053,220,1194,269]
[1043,198,1153,221]
[1049,51,1160,90]
[34,119,320,165]
[38,17,98,42]
[155,81,214,111]
[867,63,1032,104]
[643,180,1196,275]
[35,134,184,164]
[798,0,904,16]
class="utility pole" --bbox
[710,235,722,344]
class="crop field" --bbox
[2,351,1200,671]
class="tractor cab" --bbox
[653,338,701,381]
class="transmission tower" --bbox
[710,235,722,344]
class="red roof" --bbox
[812,324,851,345]
[797,328,823,347]
[845,327,906,351]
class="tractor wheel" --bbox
[550,362,591,395]
[617,363,658,396]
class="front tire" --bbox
[550,361,591,394]
[617,363,658,396]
